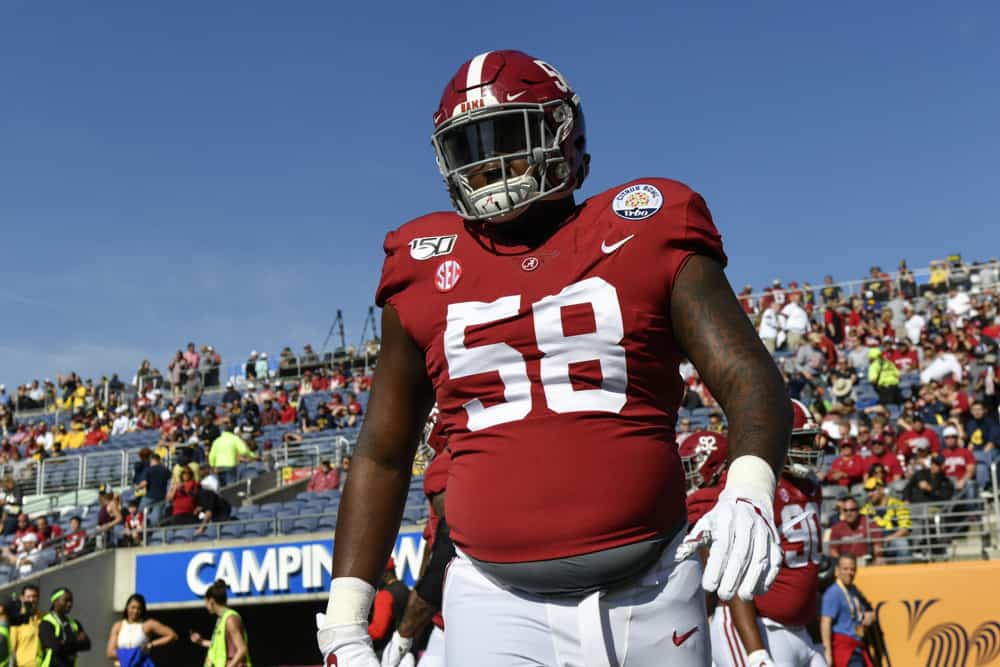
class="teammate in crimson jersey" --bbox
[692,400,828,666]
[318,50,792,667]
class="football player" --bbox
[682,430,777,667]
[317,50,792,666]
[690,400,827,666]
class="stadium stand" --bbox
[0,256,998,586]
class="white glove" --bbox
[380,631,413,667]
[675,455,782,600]
[746,649,776,667]
[316,614,379,667]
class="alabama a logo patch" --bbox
[409,234,457,261]
[612,183,663,220]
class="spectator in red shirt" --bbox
[306,461,341,492]
[737,284,755,315]
[63,516,88,560]
[34,515,63,546]
[123,499,145,546]
[311,370,331,392]
[84,423,108,447]
[346,392,363,427]
[898,416,941,458]
[940,425,977,499]
[862,437,904,485]
[885,339,919,374]
[368,558,410,654]
[279,403,297,424]
[827,441,866,489]
[827,496,883,561]
[259,400,281,426]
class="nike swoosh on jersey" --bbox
[672,626,699,646]
[601,234,635,254]
[506,91,527,101]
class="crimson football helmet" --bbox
[678,430,729,493]
[431,50,589,223]
[786,398,822,478]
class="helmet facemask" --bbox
[786,430,824,478]
[432,101,576,223]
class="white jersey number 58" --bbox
[444,277,628,431]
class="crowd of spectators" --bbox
[0,338,373,580]
[726,256,1000,564]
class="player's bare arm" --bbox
[672,253,791,602]
[331,305,435,582]
[317,305,434,666]
[727,597,767,654]
[670,254,792,472]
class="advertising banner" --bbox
[856,560,1000,666]
[135,530,425,606]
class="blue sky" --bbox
[1,2,998,387]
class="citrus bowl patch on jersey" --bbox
[612,183,663,220]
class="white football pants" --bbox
[417,627,445,667]
[710,605,826,667]
[442,532,710,666]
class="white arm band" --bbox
[725,455,777,499]
[324,577,376,626]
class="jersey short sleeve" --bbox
[653,184,728,295]
[374,228,409,311]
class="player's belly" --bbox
[444,421,685,563]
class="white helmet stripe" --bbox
[465,51,491,99]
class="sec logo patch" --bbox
[435,259,462,292]
[612,183,663,220]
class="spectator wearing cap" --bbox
[904,454,954,504]
[193,475,232,536]
[965,400,1000,491]
[897,416,941,458]
[0,476,23,535]
[64,422,87,450]
[255,353,270,381]
[940,426,977,499]
[860,477,911,563]
[221,381,241,406]
[827,496,883,562]
[826,441,866,492]
[245,351,259,380]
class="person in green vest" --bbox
[36,587,91,667]
[0,595,12,667]
[189,580,249,667]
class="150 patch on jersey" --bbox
[409,234,457,260]
[612,184,663,220]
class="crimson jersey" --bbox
[376,177,727,563]
[685,474,822,627]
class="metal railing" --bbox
[827,496,995,565]
[743,259,1000,304]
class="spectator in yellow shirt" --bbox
[10,583,42,667]
[63,422,88,449]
